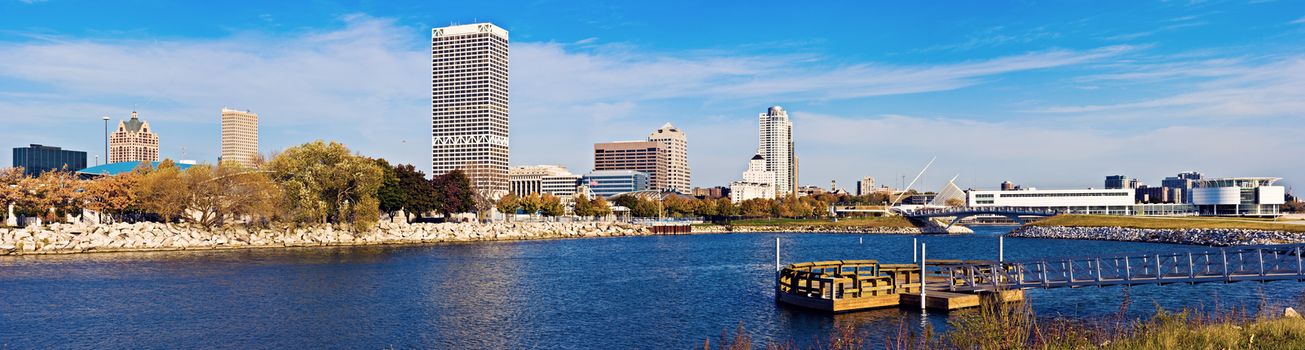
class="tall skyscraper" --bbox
[220,108,259,167]
[648,123,690,193]
[758,106,795,195]
[109,111,159,163]
[593,140,667,190]
[431,23,510,196]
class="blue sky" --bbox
[1,0,1303,191]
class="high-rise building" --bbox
[1000,181,1016,191]
[729,154,777,203]
[12,144,87,177]
[431,23,510,196]
[648,123,690,193]
[109,111,159,163]
[1162,171,1203,204]
[1105,175,1128,189]
[220,108,259,167]
[758,106,795,195]
[593,140,668,190]
[857,177,876,196]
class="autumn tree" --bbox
[539,193,565,217]
[692,198,719,218]
[15,170,84,223]
[83,171,140,223]
[496,193,520,219]
[136,160,189,222]
[265,141,384,230]
[591,196,612,218]
[183,162,283,227]
[740,198,770,218]
[573,193,594,218]
[631,197,659,218]
[715,198,739,218]
[662,195,694,217]
[0,168,23,224]
[519,192,542,216]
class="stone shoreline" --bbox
[1010,225,1305,246]
[0,221,659,256]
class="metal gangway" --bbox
[937,244,1305,292]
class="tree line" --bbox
[0,141,479,230]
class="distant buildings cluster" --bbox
[975,171,1288,217]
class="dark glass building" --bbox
[12,144,87,177]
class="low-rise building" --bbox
[12,144,87,176]
[582,170,649,198]
[1191,177,1284,216]
[509,165,572,196]
[968,188,1137,215]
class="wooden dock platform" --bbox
[775,259,1026,313]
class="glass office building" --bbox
[13,144,87,177]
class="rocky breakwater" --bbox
[1010,225,1305,246]
[0,221,654,256]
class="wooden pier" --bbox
[775,259,1020,312]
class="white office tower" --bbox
[648,123,690,193]
[730,154,777,203]
[758,106,795,195]
[431,23,510,197]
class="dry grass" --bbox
[709,289,1305,350]
[1030,215,1305,233]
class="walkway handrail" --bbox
[938,243,1305,292]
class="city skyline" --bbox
[1,1,1303,191]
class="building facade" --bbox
[509,165,576,196]
[581,170,649,198]
[12,144,87,176]
[593,140,668,190]
[1105,175,1128,189]
[967,188,1138,215]
[648,123,690,193]
[1190,177,1284,216]
[856,177,875,196]
[220,108,259,167]
[691,186,730,199]
[758,106,796,195]
[1000,181,1016,191]
[431,23,510,196]
[729,155,777,203]
[1161,171,1203,204]
[108,111,159,163]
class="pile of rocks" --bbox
[1010,225,1305,246]
[0,221,653,256]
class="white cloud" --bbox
[1292,16,1305,25]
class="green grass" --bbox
[728,216,914,228]
[1029,215,1305,233]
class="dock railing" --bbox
[777,260,923,301]
[939,244,1305,292]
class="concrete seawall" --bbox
[1010,225,1305,246]
[0,221,656,256]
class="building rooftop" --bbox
[76,161,193,177]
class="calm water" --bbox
[3,227,1303,349]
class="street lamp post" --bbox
[101,116,110,165]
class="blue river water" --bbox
[3,226,1303,349]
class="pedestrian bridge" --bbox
[936,243,1305,292]
[897,207,1059,228]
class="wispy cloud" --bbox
[1292,16,1305,24]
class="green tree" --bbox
[693,198,719,218]
[540,193,565,217]
[183,162,283,227]
[431,169,475,218]
[663,195,694,217]
[611,194,639,211]
[373,158,406,218]
[740,198,770,218]
[265,141,384,230]
[496,193,520,219]
[395,164,436,222]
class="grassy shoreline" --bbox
[1028,215,1305,233]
